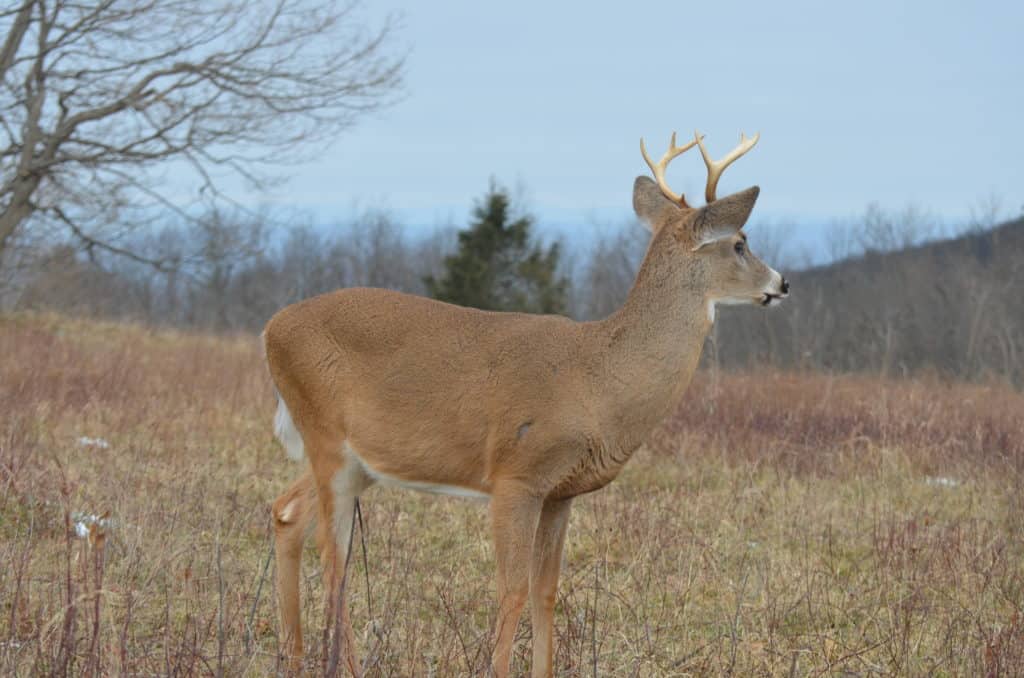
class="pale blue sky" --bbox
[249,0,1023,243]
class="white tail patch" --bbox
[273,393,305,461]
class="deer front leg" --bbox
[529,498,572,678]
[490,486,544,678]
[272,470,319,663]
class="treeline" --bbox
[3,185,645,330]
[6,210,454,331]
[4,189,1022,385]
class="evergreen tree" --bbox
[425,183,568,314]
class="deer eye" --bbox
[734,241,745,255]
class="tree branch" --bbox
[0,0,404,267]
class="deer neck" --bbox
[594,239,712,451]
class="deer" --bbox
[264,129,789,677]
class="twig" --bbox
[326,502,360,678]
[356,499,372,621]
[86,530,107,677]
[727,552,751,674]
[245,516,275,655]
[592,558,600,678]
[216,538,224,678]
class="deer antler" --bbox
[639,132,702,208]
[695,130,760,203]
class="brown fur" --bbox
[265,179,786,677]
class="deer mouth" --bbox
[761,277,789,306]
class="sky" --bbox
[244,0,1023,253]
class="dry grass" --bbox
[1,312,1023,676]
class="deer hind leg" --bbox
[272,470,319,663]
[489,485,544,678]
[529,498,572,678]
[311,440,373,677]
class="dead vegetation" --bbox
[1,313,1022,675]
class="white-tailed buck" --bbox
[265,129,788,677]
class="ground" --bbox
[1,313,1022,676]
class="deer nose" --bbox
[781,277,790,295]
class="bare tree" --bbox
[577,222,646,320]
[745,221,783,267]
[0,0,403,267]
[824,219,862,264]
[343,208,418,291]
[186,209,268,329]
[966,192,1004,234]
[857,202,934,253]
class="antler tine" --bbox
[695,130,761,203]
[640,131,702,208]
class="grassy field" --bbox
[1,313,1023,676]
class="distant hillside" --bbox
[713,218,1024,385]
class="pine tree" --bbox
[425,183,568,314]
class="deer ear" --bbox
[633,176,681,231]
[689,185,759,249]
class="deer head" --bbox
[634,130,789,316]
